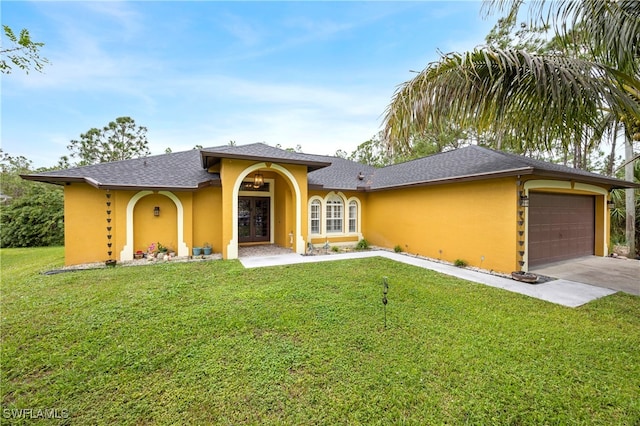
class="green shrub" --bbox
[355,239,370,250]
[394,245,403,253]
[0,184,64,248]
[331,245,340,252]
[454,259,468,267]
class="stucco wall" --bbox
[133,193,178,254]
[364,178,518,273]
[193,187,222,253]
[274,174,294,249]
[64,183,111,265]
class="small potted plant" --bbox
[157,242,168,255]
[134,250,144,260]
[192,246,202,256]
[203,242,212,256]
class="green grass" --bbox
[2,247,639,425]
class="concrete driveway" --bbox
[530,256,640,296]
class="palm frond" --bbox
[384,48,640,152]
[484,0,640,73]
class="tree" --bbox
[383,0,640,256]
[0,150,64,248]
[65,117,151,166]
[1,149,34,200]
[0,184,64,248]
[0,25,49,74]
[348,135,392,167]
[275,143,302,153]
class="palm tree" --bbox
[384,0,640,256]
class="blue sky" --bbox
[2,1,496,168]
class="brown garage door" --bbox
[528,192,595,267]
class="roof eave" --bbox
[20,174,83,186]
[201,152,332,172]
[21,174,221,191]
[530,169,640,189]
[369,167,535,191]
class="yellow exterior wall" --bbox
[133,193,178,253]
[274,174,294,249]
[193,187,222,252]
[364,178,518,273]
[63,184,111,265]
[64,185,197,265]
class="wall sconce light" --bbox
[253,173,264,189]
[154,206,160,216]
[607,200,615,210]
[358,172,365,180]
[519,194,530,207]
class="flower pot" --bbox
[203,247,212,255]
[193,247,202,256]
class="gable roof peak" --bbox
[200,142,332,171]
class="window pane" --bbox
[326,199,343,233]
[310,200,321,234]
[348,201,357,232]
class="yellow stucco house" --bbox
[24,143,636,273]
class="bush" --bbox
[355,239,370,250]
[0,184,64,248]
[454,259,468,268]
[331,245,340,252]
[394,245,403,253]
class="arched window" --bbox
[310,199,321,234]
[348,200,358,233]
[326,195,343,233]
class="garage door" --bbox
[528,192,595,267]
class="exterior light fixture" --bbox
[358,172,365,180]
[607,200,615,210]
[154,206,160,216]
[519,194,530,207]
[253,173,264,189]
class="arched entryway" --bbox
[226,163,305,259]
[120,191,189,260]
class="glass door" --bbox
[238,197,270,243]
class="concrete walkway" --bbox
[239,250,617,308]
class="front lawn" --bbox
[1,247,639,424]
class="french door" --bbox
[238,197,270,243]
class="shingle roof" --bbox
[23,143,636,191]
[368,145,636,190]
[22,149,219,190]
[306,155,377,190]
[201,143,332,171]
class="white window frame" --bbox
[310,198,322,234]
[308,192,361,238]
[348,200,358,233]
[326,195,344,233]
